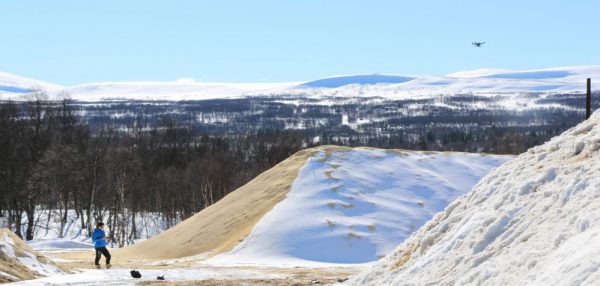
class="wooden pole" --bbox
[586,78,592,119]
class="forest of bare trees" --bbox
[0,93,306,245]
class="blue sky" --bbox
[1,0,598,85]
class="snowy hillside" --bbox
[65,80,298,101]
[348,112,600,285]
[1,66,598,101]
[301,74,415,88]
[0,71,63,100]
[0,229,63,282]
[0,71,297,101]
[292,66,600,100]
[123,146,510,266]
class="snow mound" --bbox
[206,147,511,266]
[0,229,64,283]
[121,146,509,266]
[348,111,600,285]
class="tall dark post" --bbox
[586,78,592,119]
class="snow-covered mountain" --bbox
[0,66,598,101]
[65,81,299,101]
[292,66,600,100]
[347,112,600,285]
[120,146,511,266]
[0,71,297,101]
[0,71,62,98]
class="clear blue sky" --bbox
[1,0,598,85]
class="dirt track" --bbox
[45,249,357,285]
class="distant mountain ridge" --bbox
[1,66,599,101]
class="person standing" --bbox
[92,222,111,269]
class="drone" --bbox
[472,41,486,48]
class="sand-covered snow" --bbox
[347,112,600,285]
[208,148,510,267]
[120,146,510,266]
[118,147,321,260]
[0,229,64,283]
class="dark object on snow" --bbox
[130,270,142,279]
[587,78,592,119]
[157,276,165,280]
[337,278,349,282]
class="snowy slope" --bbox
[207,148,511,266]
[66,80,299,101]
[292,66,600,100]
[348,112,600,285]
[301,75,415,88]
[0,71,63,100]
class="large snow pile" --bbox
[206,148,510,266]
[0,229,63,283]
[122,146,510,266]
[348,112,600,285]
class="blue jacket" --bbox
[92,228,107,248]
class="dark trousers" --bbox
[95,247,111,265]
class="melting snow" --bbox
[348,111,600,285]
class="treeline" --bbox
[0,93,306,245]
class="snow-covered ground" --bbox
[208,149,511,267]
[0,66,598,101]
[347,112,600,285]
[0,210,175,253]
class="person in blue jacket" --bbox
[92,222,111,269]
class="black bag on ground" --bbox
[130,270,142,279]
[157,275,165,280]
